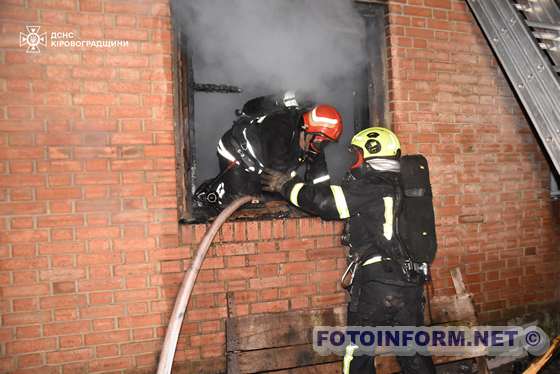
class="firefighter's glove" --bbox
[261,168,292,193]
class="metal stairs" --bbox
[465,0,560,175]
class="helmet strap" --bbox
[307,134,329,156]
[350,148,364,170]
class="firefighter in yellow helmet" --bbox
[262,127,436,374]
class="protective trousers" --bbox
[344,280,436,374]
[217,151,261,205]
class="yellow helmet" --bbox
[351,127,400,159]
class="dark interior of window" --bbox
[172,1,389,223]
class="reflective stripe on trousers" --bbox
[343,344,358,374]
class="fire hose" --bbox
[157,196,253,374]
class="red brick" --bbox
[8,134,33,147]
[15,326,41,339]
[74,173,120,185]
[0,175,45,187]
[45,348,92,364]
[84,330,129,345]
[59,335,83,349]
[217,267,257,281]
[290,297,310,310]
[118,313,160,329]
[95,344,118,357]
[12,298,39,312]
[11,217,33,229]
[248,252,287,265]
[72,67,116,80]
[215,243,256,256]
[278,238,315,251]
[186,307,227,321]
[111,159,153,171]
[39,295,87,309]
[89,357,132,372]
[250,300,289,314]
[144,145,175,157]
[312,293,346,307]
[17,353,43,368]
[425,0,451,9]
[39,268,86,282]
[79,0,102,12]
[54,308,78,322]
[53,281,76,294]
[7,338,57,355]
[0,257,49,271]
[37,214,84,228]
[110,105,152,118]
[0,5,39,21]
[74,120,117,131]
[114,288,157,302]
[404,6,431,17]
[120,340,160,355]
[281,261,316,274]
[111,132,152,144]
[3,284,50,297]
[249,276,288,289]
[88,319,114,333]
[39,242,84,254]
[76,226,120,240]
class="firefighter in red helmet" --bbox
[194,92,343,216]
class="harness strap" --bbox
[362,255,391,267]
[341,258,359,289]
[228,135,260,173]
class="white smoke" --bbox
[173,0,368,184]
[174,0,366,94]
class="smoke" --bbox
[174,0,366,94]
[173,0,367,185]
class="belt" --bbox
[341,255,391,289]
[403,260,429,277]
[362,256,427,276]
[362,255,391,267]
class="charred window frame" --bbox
[172,1,389,223]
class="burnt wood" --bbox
[226,307,346,352]
[228,344,341,373]
[226,307,345,373]
[272,362,341,374]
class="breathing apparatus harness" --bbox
[339,161,430,292]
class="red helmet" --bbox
[303,104,343,142]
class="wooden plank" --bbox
[427,294,477,325]
[234,343,341,373]
[376,350,489,373]
[226,291,236,319]
[227,351,240,374]
[523,336,560,374]
[269,361,341,374]
[226,307,346,352]
[226,292,237,374]
[476,356,490,374]
[450,267,467,296]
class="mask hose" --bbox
[157,195,254,374]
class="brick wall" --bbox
[386,0,560,319]
[0,0,558,373]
